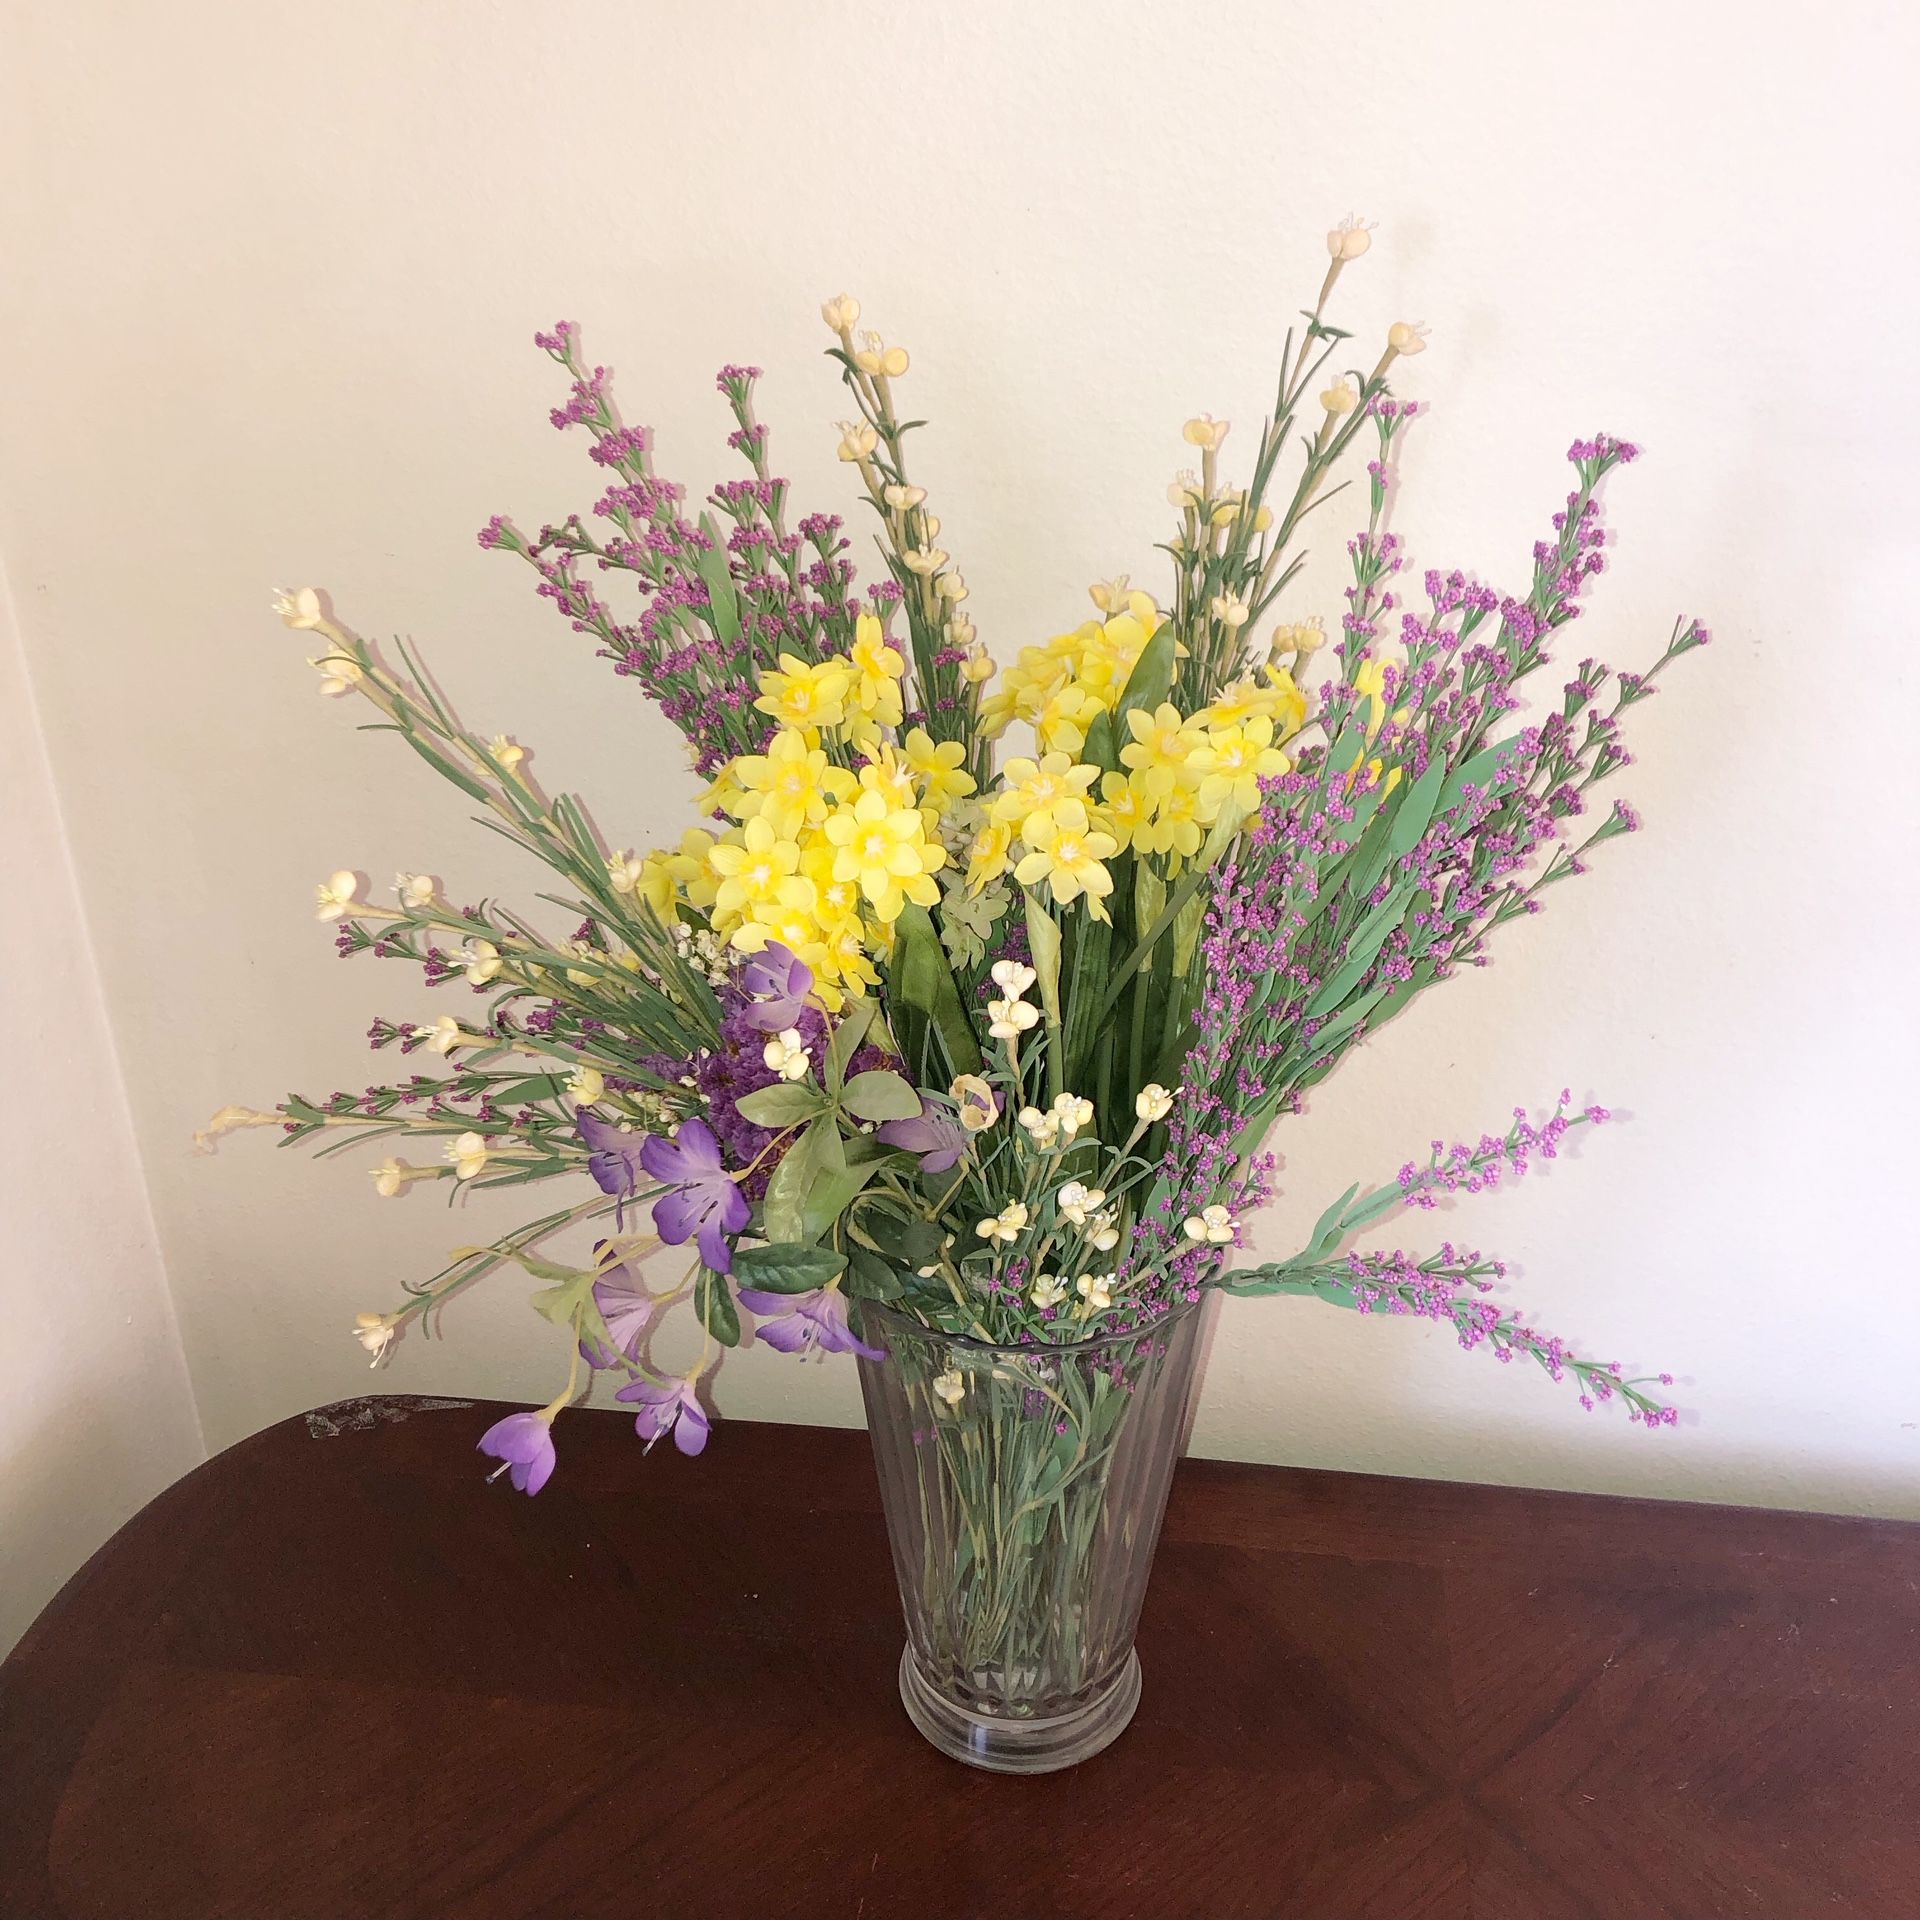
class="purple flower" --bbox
[876,1108,969,1173]
[477,1411,557,1495]
[617,1374,711,1455]
[738,942,814,1031]
[578,1241,653,1367]
[640,1118,749,1271]
[577,1109,648,1201]
[737,1286,886,1361]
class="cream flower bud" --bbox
[990,960,1038,998]
[950,1074,1001,1131]
[460,939,502,986]
[353,1311,397,1364]
[935,572,969,603]
[836,420,879,462]
[1388,321,1428,356]
[445,1132,491,1181]
[960,642,996,685]
[1168,470,1203,510]
[310,652,362,695]
[315,871,359,921]
[854,332,910,378]
[1017,1106,1062,1149]
[883,483,927,512]
[394,872,435,909]
[1181,414,1230,452]
[190,1105,284,1154]
[1088,575,1132,613]
[416,1014,468,1056]
[607,851,646,894]
[821,293,861,334]
[1050,1092,1094,1139]
[901,545,949,576]
[932,1368,966,1407]
[974,1202,1029,1246]
[761,1028,811,1082]
[1327,215,1374,261]
[1210,593,1250,629]
[1135,1083,1174,1122]
[1320,378,1360,416]
[1076,1272,1114,1312]
[1182,1203,1237,1246]
[1031,1274,1068,1310]
[1271,618,1327,658]
[1087,1211,1121,1253]
[489,734,526,774]
[566,1066,605,1106]
[369,1159,417,1198]
[272,586,324,631]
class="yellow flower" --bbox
[1182,414,1230,451]
[1119,703,1204,798]
[989,751,1100,828]
[1270,618,1327,661]
[797,843,866,929]
[966,818,1013,895]
[824,790,945,923]
[857,745,920,815]
[732,730,856,837]
[902,727,976,817]
[1189,718,1290,816]
[1013,798,1118,919]
[755,653,853,733]
[1133,781,1204,862]
[1093,770,1151,851]
[848,614,907,727]
[1088,575,1131,613]
[1032,681,1106,758]
[854,331,910,378]
[960,642,996,686]
[708,816,802,922]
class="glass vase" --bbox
[854,1293,1210,1774]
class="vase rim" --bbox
[852,1287,1211,1360]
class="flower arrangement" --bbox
[208,219,1705,1496]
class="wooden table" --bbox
[4,1396,1917,1918]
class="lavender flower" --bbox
[737,1286,886,1361]
[578,1242,653,1367]
[640,1118,749,1272]
[476,1411,557,1495]
[617,1374,711,1455]
[737,942,814,1032]
[577,1110,648,1201]
[876,1107,969,1173]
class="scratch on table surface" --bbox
[305,1395,475,1437]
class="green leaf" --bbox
[841,1070,923,1123]
[825,997,876,1092]
[401,733,491,803]
[1218,1268,1359,1303]
[1081,707,1120,775]
[1113,618,1177,739]
[734,1083,827,1128]
[1387,755,1449,858]
[692,513,744,646]
[1305,883,1412,1018]
[889,902,983,1079]
[761,1118,832,1243]
[845,1243,907,1301]
[1303,1182,1360,1259]
[730,1242,846,1294]
[696,1266,741,1346]
[800,1161,884,1244]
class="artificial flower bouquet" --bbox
[208,218,1702,1763]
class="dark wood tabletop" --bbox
[4,1395,1917,1920]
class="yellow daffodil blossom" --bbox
[1013,798,1118,919]
[315,870,360,920]
[1093,770,1150,852]
[1120,704,1205,798]
[709,816,803,922]
[901,728,975,818]
[1133,781,1205,863]
[966,818,1014,895]
[822,790,945,923]
[989,752,1101,829]
[754,652,853,732]
[1189,717,1290,816]
[848,615,907,728]
[731,730,856,837]
[857,746,920,815]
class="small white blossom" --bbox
[1135,1083,1174,1123]
[761,1028,811,1082]
[883,483,927,511]
[1018,1106,1062,1150]
[314,870,359,921]
[272,586,325,631]
[1327,214,1374,261]
[988,996,1040,1040]
[1182,414,1230,451]
[566,1066,605,1106]
[445,1132,491,1181]
[395,872,435,909]
[1320,377,1360,417]
[1168,469,1203,510]
[1388,320,1428,356]
[901,545,948,576]
[1210,593,1250,629]
[369,1158,420,1198]
[607,851,647,894]
[415,1015,469,1056]
[310,652,362,695]
[836,420,879,462]
[1056,1181,1105,1227]
[1050,1093,1094,1140]
[1183,1204,1237,1246]
[990,960,1037,998]
[853,332,910,378]
[461,939,503,985]
[1077,1272,1115,1312]
[1031,1274,1069,1310]
[932,1368,966,1408]
[353,1312,396,1365]
[821,293,862,334]
[975,1202,1030,1245]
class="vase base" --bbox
[897,1646,1142,1774]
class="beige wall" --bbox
[0,575,203,1653]
[1,0,1915,1536]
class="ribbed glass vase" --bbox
[853,1293,1210,1773]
